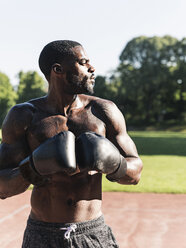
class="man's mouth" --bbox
[90,75,95,84]
[90,78,95,84]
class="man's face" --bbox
[63,46,95,95]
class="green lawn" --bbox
[103,155,186,193]
[103,131,186,193]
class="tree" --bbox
[120,35,178,67]
[94,76,117,100]
[117,35,182,125]
[17,71,46,103]
[171,38,186,120]
[0,72,17,126]
[95,36,186,126]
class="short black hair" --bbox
[38,40,81,77]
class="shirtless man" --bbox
[0,40,143,247]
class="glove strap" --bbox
[106,156,127,182]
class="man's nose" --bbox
[88,64,95,73]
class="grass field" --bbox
[103,131,186,193]
[0,130,186,193]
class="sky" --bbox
[0,0,186,85]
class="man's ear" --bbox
[52,63,63,74]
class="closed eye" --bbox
[79,59,89,65]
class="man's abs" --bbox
[30,171,102,223]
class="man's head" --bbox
[39,40,95,95]
[39,40,81,78]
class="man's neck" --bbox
[46,91,83,116]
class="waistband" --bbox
[27,215,105,235]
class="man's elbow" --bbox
[132,174,141,185]
[0,184,29,200]
[0,188,9,199]
[132,159,143,185]
[0,193,7,200]
[113,158,143,185]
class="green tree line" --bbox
[94,35,186,127]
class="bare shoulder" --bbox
[80,94,116,111]
[2,102,37,143]
[0,101,38,169]
[80,94,127,135]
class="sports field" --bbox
[0,130,186,248]
[103,131,186,193]
[1,190,186,248]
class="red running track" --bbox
[0,191,186,248]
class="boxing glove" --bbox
[76,132,127,182]
[19,131,76,185]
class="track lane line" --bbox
[0,204,30,224]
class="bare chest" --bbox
[27,107,105,151]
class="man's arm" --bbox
[99,99,143,185]
[0,104,35,199]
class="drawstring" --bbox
[60,224,77,239]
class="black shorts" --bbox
[22,215,119,248]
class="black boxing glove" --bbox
[76,132,127,182]
[19,131,76,185]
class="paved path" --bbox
[103,192,186,248]
[0,191,186,248]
